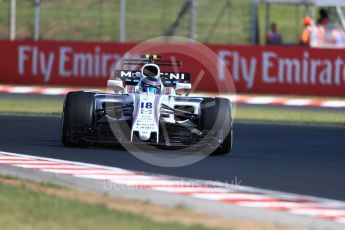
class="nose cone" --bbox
[139,132,151,141]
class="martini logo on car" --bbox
[120,70,186,80]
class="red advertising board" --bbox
[0,40,344,97]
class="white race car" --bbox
[61,55,233,155]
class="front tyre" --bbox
[200,97,233,155]
[61,91,95,147]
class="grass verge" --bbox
[0,176,295,230]
[235,106,345,125]
[0,176,215,230]
[0,98,63,116]
[0,97,344,125]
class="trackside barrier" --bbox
[0,40,344,97]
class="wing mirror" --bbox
[107,79,124,93]
[175,82,191,96]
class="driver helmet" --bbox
[140,76,161,94]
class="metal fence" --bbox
[0,0,253,44]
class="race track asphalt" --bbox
[0,115,345,201]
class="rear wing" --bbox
[114,70,191,87]
[123,55,182,67]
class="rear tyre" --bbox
[61,91,95,147]
[200,97,233,155]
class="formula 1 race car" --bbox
[61,55,233,155]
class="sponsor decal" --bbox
[0,40,344,96]
[120,70,186,80]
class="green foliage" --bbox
[0,0,253,44]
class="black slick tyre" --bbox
[200,97,233,155]
[61,91,95,147]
